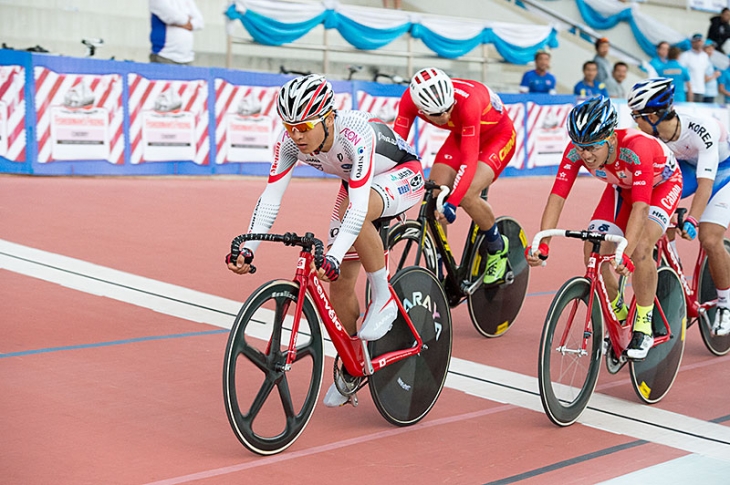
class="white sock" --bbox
[717,287,730,309]
[367,267,391,307]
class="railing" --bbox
[506,0,646,66]
[225,27,494,82]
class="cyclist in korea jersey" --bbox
[526,96,683,360]
[393,68,517,285]
[226,74,425,407]
[628,78,730,336]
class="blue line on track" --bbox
[0,329,229,358]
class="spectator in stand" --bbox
[149,0,204,65]
[718,63,730,103]
[593,37,612,83]
[703,41,721,103]
[519,50,557,94]
[574,61,609,98]
[707,7,730,54]
[680,33,713,102]
[382,0,402,8]
[605,61,629,98]
[659,46,692,103]
[649,41,670,77]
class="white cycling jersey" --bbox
[665,112,730,227]
[665,113,730,182]
[244,110,421,264]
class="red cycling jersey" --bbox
[393,79,514,206]
[551,128,679,205]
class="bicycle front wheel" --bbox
[223,280,324,455]
[696,238,730,356]
[538,277,603,427]
[369,266,453,426]
[386,220,438,275]
[630,266,686,404]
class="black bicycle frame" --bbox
[411,181,488,301]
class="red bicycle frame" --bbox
[655,235,715,323]
[275,246,424,379]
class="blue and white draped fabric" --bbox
[576,0,690,56]
[226,0,559,63]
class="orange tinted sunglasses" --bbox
[282,112,330,133]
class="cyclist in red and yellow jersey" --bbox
[393,68,517,284]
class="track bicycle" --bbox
[382,180,529,337]
[223,229,452,455]
[651,208,730,356]
[533,229,686,427]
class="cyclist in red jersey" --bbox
[526,96,683,360]
[393,67,517,285]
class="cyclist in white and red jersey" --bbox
[226,74,425,407]
[628,78,730,336]
[393,68,517,285]
[526,96,683,360]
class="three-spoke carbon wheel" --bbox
[538,277,603,426]
[368,266,453,426]
[223,280,324,455]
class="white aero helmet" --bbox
[409,68,454,115]
[277,74,335,123]
[627,77,674,113]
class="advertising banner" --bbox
[0,65,25,162]
[128,74,209,164]
[214,77,352,164]
[34,68,123,164]
[525,102,572,169]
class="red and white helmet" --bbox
[277,74,335,123]
[409,68,454,115]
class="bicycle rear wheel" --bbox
[538,277,603,426]
[467,216,530,337]
[630,266,686,404]
[696,239,730,356]
[223,280,324,455]
[369,266,453,426]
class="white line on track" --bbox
[2,239,730,464]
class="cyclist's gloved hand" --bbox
[525,243,549,261]
[618,253,635,273]
[442,202,457,224]
[320,254,340,281]
[682,216,698,241]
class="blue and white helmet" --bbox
[567,96,617,145]
[627,77,674,113]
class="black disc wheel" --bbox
[630,266,686,404]
[368,266,453,426]
[696,239,730,356]
[467,216,530,337]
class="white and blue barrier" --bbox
[3,50,729,178]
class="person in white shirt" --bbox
[149,0,204,65]
[679,33,713,102]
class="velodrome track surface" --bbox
[1,174,729,484]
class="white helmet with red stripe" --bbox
[409,68,454,115]
[277,74,334,123]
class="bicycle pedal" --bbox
[348,394,359,407]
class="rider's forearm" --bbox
[623,202,650,258]
[688,178,714,221]
[539,194,566,244]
